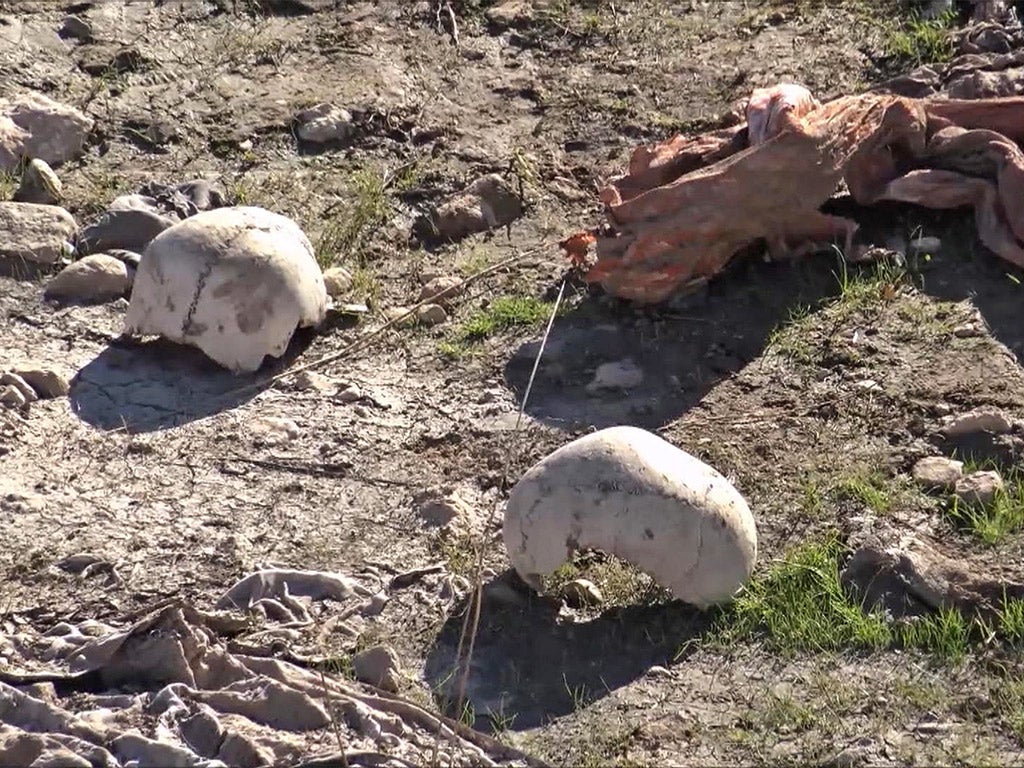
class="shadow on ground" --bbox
[504,251,847,431]
[69,327,317,432]
[423,575,714,731]
[505,203,1024,432]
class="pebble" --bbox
[59,14,94,42]
[322,266,353,298]
[911,456,964,491]
[955,470,1004,507]
[415,303,448,326]
[352,645,402,692]
[292,370,333,393]
[0,373,38,404]
[586,358,644,394]
[417,275,462,304]
[294,103,354,144]
[252,416,301,444]
[14,158,63,205]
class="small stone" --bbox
[417,276,462,304]
[0,92,92,171]
[322,266,353,298]
[586,358,644,394]
[292,370,332,393]
[384,307,416,328]
[424,174,523,243]
[909,236,942,256]
[252,416,301,443]
[335,383,363,403]
[45,254,130,303]
[944,409,1012,437]
[0,203,77,264]
[352,645,401,692]
[560,578,603,607]
[14,158,63,205]
[955,470,1004,507]
[0,385,27,407]
[854,379,882,392]
[361,592,389,617]
[13,368,69,398]
[415,488,471,528]
[0,373,38,404]
[912,456,964,491]
[295,103,354,144]
[59,14,94,42]
[416,303,448,326]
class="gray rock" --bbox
[77,209,176,256]
[13,368,70,398]
[0,203,76,264]
[955,470,1004,507]
[352,645,401,692]
[13,158,63,205]
[295,103,354,144]
[384,307,416,328]
[0,373,39,404]
[426,174,523,242]
[59,15,94,42]
[911,456,964,491]
[45,254,130,303]
[0,92,92,171]
[415,303,448,326]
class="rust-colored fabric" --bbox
[569,85,1024,304]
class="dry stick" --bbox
[453,277,569,716]
[222,245,552,399]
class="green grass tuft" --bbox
[883,8,956,67]
[946,464,1024,545]
[439,295,561,358]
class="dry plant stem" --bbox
[224,244,554,398]
[318,666,350,768]
[453,278,569,716]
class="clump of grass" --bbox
[440,294,559,358]
[544,553,670,611]
[0,169,16,201]
[713,535,1024,660]
[946,463,1024,545]
[883,8,956,67]
[315,167,390,269]
[834,469,895,514]
[716,536,892,655]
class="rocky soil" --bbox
[3,1,1024,766]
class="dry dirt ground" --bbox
[4,1,1024,766]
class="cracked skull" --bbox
[502,426,758,609]
[123,206,327,373]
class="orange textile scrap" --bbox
[564,83,1024,304]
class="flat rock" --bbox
[912,456,964,491]
[13,368,70,398]
[45,254,129,303]
[124,207,327,373]
[503,425,758,609]
[59,14,94,42]
[0,203,76,264]
[294,103,354,144]
[0,92,92,171]
[955,470,1004,507]
[586,358,644,393]
[425,174,523,242]
[77,208,177,256]
[943,408,1012,437]
[352,645,401,692]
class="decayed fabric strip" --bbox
[568,81,1024,304]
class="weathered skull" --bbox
[124,206,328,373]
